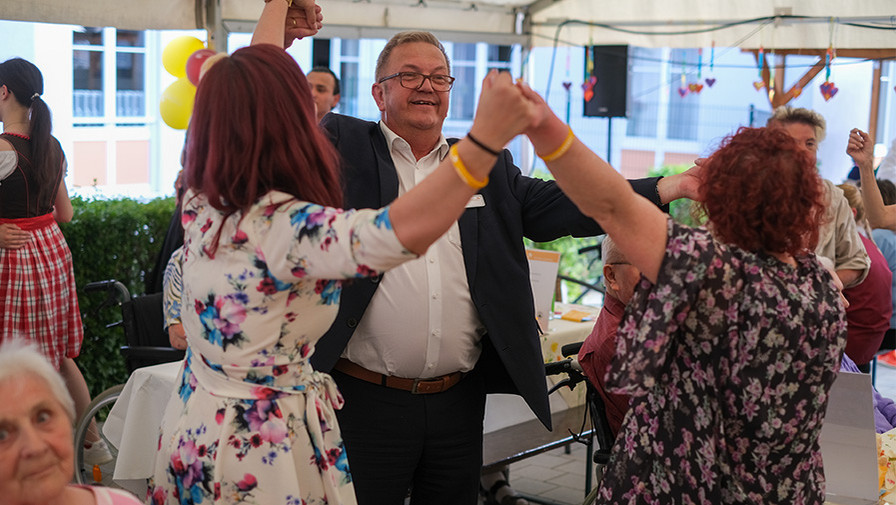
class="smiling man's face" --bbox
[372,41,450,139]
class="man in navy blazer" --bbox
[312,31,696,505]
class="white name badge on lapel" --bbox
[466,194,485,208]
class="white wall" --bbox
[2,21,889,199]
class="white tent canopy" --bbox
[4,0,895,50]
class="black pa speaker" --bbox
[583,45,628,118]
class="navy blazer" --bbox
[312,113,664,428]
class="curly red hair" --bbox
[697,127,825,256]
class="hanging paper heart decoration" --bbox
[753,81,765,90]
[820,81,838,101]
[582,75,597,102]
[678,87,688,97]
[562,81,572,91]
[705,77,716,87]
[688,83,704,93]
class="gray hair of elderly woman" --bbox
[0,339,77,421]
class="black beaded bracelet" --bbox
[466,133,502,156]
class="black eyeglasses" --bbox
[378,71,456,92]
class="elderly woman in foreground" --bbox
[520,83,846,504]
[0,340,142,505]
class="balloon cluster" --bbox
[159,36,217,130]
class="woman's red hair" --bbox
[184,44,342,220]
[698,127,825,256]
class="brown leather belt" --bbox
[334,358,464,394]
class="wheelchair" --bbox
[74,280,185,485]
[543,342,617,505]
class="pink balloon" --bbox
[185,49,217,85]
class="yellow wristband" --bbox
[449,144,488,190]
[265,0,293,6]
[538,125,575,162]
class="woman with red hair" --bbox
[146,1,538,504]
[519,83,845,504]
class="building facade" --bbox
[1,19,893,200]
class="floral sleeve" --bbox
[608,219,722,396]
[249,192,415,282]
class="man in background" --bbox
[307,66,340,123]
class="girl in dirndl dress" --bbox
[0,57,111,466]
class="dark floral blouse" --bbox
[596,220,847,505]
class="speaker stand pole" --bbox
[606,117,612,165]
[565,90,571,124]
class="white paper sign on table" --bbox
[526,248,561,333]
[819,371,880,505]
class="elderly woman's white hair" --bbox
[0,338,77,421]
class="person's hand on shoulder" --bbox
[0,223,29,249]
[657,158,706,204]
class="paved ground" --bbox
[499,442,592,505]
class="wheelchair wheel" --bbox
[74,384,124,485]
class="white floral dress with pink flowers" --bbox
[147,190,413,505]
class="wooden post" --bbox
[869,61,882,142]
[744,48,891,109]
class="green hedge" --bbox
[524,169,603,302]
[59,196,176,395]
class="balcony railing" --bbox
[73,90,145,118]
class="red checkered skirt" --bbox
[0,214,83,369]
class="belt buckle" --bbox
[411,377,441,394]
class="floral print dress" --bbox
[596,220,847,505]
[148,190,413,505]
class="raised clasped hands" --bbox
[846,128,874,169]
[467,70,540,152]
[285,0,323,46]
[0,223,29,249]
[513,79,572,152]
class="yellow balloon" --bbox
[162,36,205,78]
[159,78,196,130]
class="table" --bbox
[483,302,600,433]
[102,303,601,496]
[102,360,182,496]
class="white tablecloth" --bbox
[102,303,601,496]
[483,302,599,432]
[102,360,182,496]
